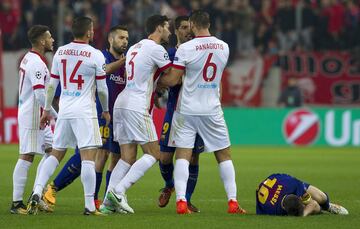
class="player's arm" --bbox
[105,54,126,74]
[159,67,184,87]
[41,75,59,129]
[34,87,57,118]
[96,51,110,125]
[303,199,321,216]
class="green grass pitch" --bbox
[0,144,359,228]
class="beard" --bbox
[113,45,126,55]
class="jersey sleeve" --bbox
[94,50,106,80]
[29,61,46,90]
[172,45,186,70]
[151,45,172,72]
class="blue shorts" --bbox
[98,118,120,154]
[159,109,204,154]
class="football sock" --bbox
[186,164,199,202]
[104,170,112,195]
[115,154,156,194]
[33,154,49,190]
[320,192,330,211]
[53,150,81,191]
[33,155,59,196]
[174,159,189,201]
[94,172,102,200]
[159,161,174,188]
[12,159,32,201]
[107,159,131,192]
[219,160,237,201]
[81,160,96,212]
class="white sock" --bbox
[219,160,237,201]
[33,154,49,190]
[174,159,189,201]
[33,155,59,196]
[81,160,96,211]
[12,159,32,202]
[107,159,131,192]
[115,154,156,194]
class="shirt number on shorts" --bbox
[99,126,110,139]
[257,178,277,204]
[61,59,84,90]
[127,52,138,80]
[202,53,217,82]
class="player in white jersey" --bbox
[27,17,110,216]
[10,25,57,214]
[101,15,172,214]
[160,10,246,214]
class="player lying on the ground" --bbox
[43,25,129,210]
[256,173,349,216]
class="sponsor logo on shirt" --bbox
[109,74,126,84]
[62,91,81,97]
[127,82,135,88]
[197,83,218,89]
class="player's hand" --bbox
[154,93,161,109]
[118,54,126,65]
[102,111,111,126]
[40,110,51,130]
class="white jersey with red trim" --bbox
[172,36,229,115]
[114,39,172,114]
[51,41,106,119]
[18,51,50,129]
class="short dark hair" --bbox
[190,10,210,29]
[27,25,49,45]
[145,15,169,35]
[72,16,93,38]
[175,16,189,30]
[108,25,128,38]
[283,195,304,216]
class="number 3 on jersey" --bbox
[61,59,84,90]
[203,53,217,82]
[127,52,138,80]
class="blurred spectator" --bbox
[0,0,20,50]
[295,0,316,50]
[344,0,360,49]
[233,0,255,56]
[275,0,297,52]
[254,0,275,54]
[278,77,303,107]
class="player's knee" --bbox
[160,152,173,164]
[19,153,35,162]
[190,154,199,165]
[214,147,231,163]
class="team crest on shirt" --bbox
[164,53,169,60]
[35,71,42,79]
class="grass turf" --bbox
[0,144,359,228]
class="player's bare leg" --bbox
[174,147,192,214]
[11,154,35,214]
[306,185,348,215]
[214,147,246,214]
[28,149,66,214]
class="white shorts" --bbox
[169,111,230,152]
[19,126,53,155]
[113,108,158,145]
[53,118,102,150]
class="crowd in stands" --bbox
[1,0,360,61]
